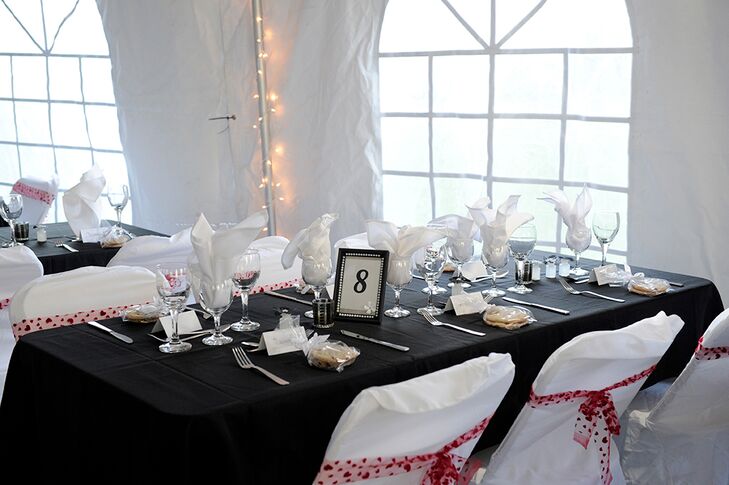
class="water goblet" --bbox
[232,249,261,331]
[106,184,130,228]
[592,211,620,266]
[413,244,447,316]
[507,223,537,294]
[0,194,23,247]
[302,259,332,318]
[446,237,474,289]
[565,226,592,277]
[192,272,234,346]
[384,256,412,319]
[481,244,509,298]
[155,265,192,353]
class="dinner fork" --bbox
[559,277,625,303]
[417,309,486,336]
[232,347,289,385]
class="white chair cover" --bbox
[107,227,193,271]
[9,265,156,339]
[0,246,43,400]
[10,175,59,225]
[620,307,729,485]
[483,312,684,485]
[334,232,372,255]
[249,236,301,293]
[314,353,515,484]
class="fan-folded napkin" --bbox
[282,213,338,286]
[467,196,533,268]
[539,186,592,251]
[62,166,106,237]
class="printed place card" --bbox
[261,326,308,356]
[444,292,489,316]
[152,311,203,337]
[590,264,619,285]
[81,227,108,243]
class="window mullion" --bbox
[428,55,435,220]
[557,52,569,253]
[486,0,496,202]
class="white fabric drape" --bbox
[96,0,384,242]
[627,0,729,301]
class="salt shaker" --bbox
[36,224,47,243]
[531,261,541,281]
[558,258,571,277]
[545,256,557,279]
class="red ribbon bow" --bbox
[529,365,656,485]
[314,415,491,485]
[695,336,729,360]
[11,181,55,206]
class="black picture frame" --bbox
[332,248,389,323]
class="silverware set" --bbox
[559,277,625,303]
[418,308,486,336]
[232,347,289,385]
[55,242,79,252]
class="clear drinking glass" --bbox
[413,245,447,316]
[192,273,234,346]
[421,225,448,295]
[446,237,474,289]
[507,223,537,294]
[302,259,332,319]
[0,194,23,247]
[481,244,509,298]
[384,256,412,318]
[106,184,130,228]
[592,211,620,266]
[155,265,192,353]
[565,226,592,277]
[232,249,261,331]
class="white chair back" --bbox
[107,227,193,271]
[9,265,156,339]
[249,236,301,293]
[333,232,372,256]
[10,175,59,225]
[621,307,729,485]
[483,312,684,485]
[314,353,515,484]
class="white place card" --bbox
[152,311,203,337]
[261,326,308,356]
[590,264,619,285]
[444,292,490,316]
[81,227,108,243]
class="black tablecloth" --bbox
[0,222,166,273]
[0,260,722,484]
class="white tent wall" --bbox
[628,0,729,302]
[97,0,729,301]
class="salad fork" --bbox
[417,309,486,336]
[559,278,625,303]
[232,347,289,385]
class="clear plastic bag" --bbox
[304,338,360,373]
[628,275,671,297]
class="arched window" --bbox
[379,0,631,259]
[0,0,129,222]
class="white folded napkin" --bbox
[281,213,338,287]
[539,186,592,252]
[62,166,106,237]
[366,220,444,286]
[190,211,268,305]
[467,195,534,268]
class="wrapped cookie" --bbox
[483,305,534,330]
[628,275,671,297]
[302,334,360,372]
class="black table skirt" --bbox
[0,260,722,484]
[0,222,166,273]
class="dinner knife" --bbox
[263,290,312,306]
[340,329,410,352]
[61,243,79,253]
[87,321,134,344]
[502,297,570,315]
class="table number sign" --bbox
[333,249,389,323]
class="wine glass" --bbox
[481,243,509,298]
[507,223,537,294]
[384,256,412,318]
[0,194,23,247]
[446,237,474,289]
[421,225,447,295]
[192,271,234,346]
[232,249,262,331]
[106,184,129,228]
[301,258,332,319]
[592,211,620,266]
[413,244,447,316]
[565,225,592,277]
[155,265,192,354]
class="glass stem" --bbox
[492,271,498,290]
[394,288,401,309]
[427,281,434,308]
[600,243,609,266]
[213,314,222,336]
[8,220,15,245]
[313,288,322,300]
[116,207,122,226]
[515,259,525,286]
[456,264,463,282]
[575,251,581,270]
[241,291,249,321]
[170,307,180,343]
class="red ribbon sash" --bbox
[11,181,55,206]
[694,336,729,360]
[529,365,656,485]
[315,415,492,485]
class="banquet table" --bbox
[0,258,722,484]
[0,222,166,274]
